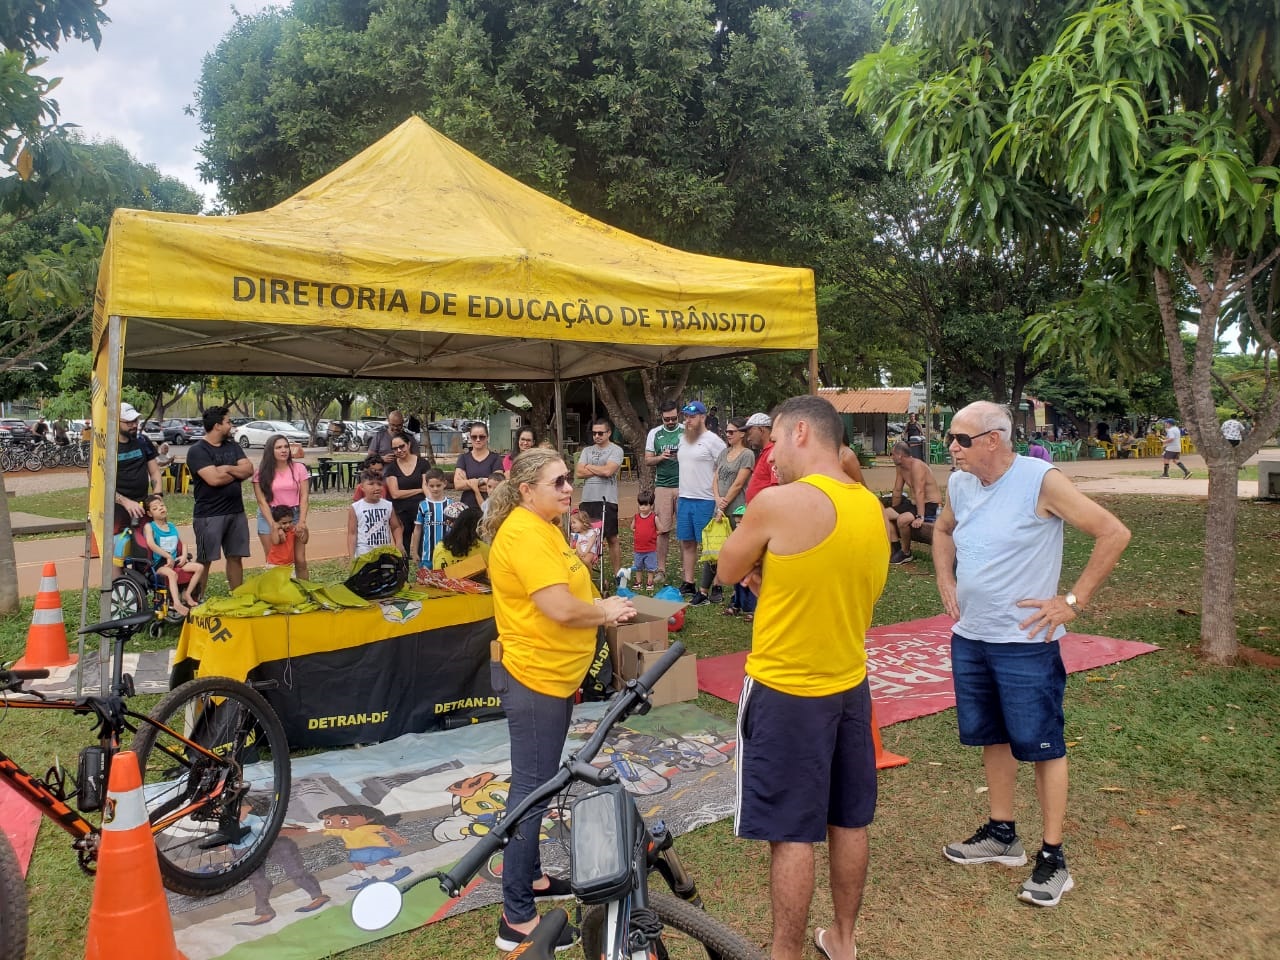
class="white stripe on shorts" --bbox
[734,676,755,837]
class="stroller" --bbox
[111,517,197,633]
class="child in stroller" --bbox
[139,493,203,615]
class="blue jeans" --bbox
[500,672,574,923]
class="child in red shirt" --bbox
[266,504,297,570]
[631,490,659,590]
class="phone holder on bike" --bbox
[569,783,644,904]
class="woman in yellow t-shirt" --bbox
[482,447,636,951]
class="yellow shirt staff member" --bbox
[483,447,636,952]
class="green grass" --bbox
[2,496,1278,959]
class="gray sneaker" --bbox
[1018,850,1074,907]
[943,823,1028,866]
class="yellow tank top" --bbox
[746,474,890,696]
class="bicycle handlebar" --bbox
[435,640,687,898]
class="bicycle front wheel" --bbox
[581,891,764,960]
[0,829,28,960]
[131,677,291,897]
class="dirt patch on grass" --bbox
[1237,645,1280,668]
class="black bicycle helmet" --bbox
[344,549,409,601]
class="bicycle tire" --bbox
[581,891,764,960]
[109,570,151,620]
[21,453,41,472]
[0,828,28,960]
[131,677,291,896]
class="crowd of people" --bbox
[106,391,1146,956]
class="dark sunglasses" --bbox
[391,444,408,451]
[470,433,487,440]
[536,473,573,489]
[591,430,609,437]
[661,416,678,423]
[947,429,998,448]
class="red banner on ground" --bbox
[696,614,1161,726]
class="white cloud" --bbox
[40,0,283,204]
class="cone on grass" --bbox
[84,751,188,960]
[872,699,910,770]
[14,562,76,670]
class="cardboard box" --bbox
[604,594,687,671]
[618,638,699,707]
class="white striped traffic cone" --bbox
[84,751,187,960]
[15,561,76,669]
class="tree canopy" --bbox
[847,0,1280,663]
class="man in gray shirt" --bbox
[576,417,624,574]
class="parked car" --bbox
[230,416,252,427]
[162,418,205,444]
[142,420,166,443]
[0,419,33,442]
[234,419,310,449]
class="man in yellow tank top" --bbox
[717,395,890,960]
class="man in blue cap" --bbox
[676,400,725,601]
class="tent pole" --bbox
[809,350,820,395]
[99,315,124,694]
[552,346,566,456]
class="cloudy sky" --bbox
[41,0,281,206]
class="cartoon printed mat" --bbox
[169,701,737,960]
[696,614,1161,724]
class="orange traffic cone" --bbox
[84,751,188,960]
[872,699,909,770]
[14,562,76,670]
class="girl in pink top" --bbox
[252,435,311,577]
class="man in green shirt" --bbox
[644,400,683,577]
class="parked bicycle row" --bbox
[0,438,90,472]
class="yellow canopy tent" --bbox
[86,117,817,639]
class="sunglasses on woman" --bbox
[536,474,574,489]
[947,429,999,448]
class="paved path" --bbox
[9,448,1278,598]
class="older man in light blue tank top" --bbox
[933,401,1130,909]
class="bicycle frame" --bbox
[0,630,252,872]
[351,642,713,952]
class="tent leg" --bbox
[98,315,125,694]
[76,518,92,695]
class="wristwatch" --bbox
[1064,591,1082,614]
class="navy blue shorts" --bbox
[735,677,877,842]
[951,633,1067,762]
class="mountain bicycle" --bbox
[0,610,292,954]
[351,640,762,960]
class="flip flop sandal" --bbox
[813,928,856,960]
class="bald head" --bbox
[952,401,1013,449]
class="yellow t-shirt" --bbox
[746,474,890,696]
[322,823,395,850]
[489,506,597,697]
[433,540,491,569]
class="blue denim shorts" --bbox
[632,551,658,572]
[951,633,1067,762]
[676,497,715,542]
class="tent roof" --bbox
[94,117,817,382]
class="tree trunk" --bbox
[0,472,19,615]
[593,373,649,486]
[1200,454,1241,664]
[1155,254,1251,664]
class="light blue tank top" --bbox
[949,456,1064,644]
